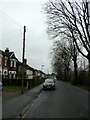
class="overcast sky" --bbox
[0,0,53,73]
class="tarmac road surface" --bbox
[25,81,88,118]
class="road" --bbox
[25,81,88,118]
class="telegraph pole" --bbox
[21,26,26,94]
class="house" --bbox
[39,70,46,79]
[17,59,36,89]
[0,50,2,81]
[26,65,35,80]
[25,62,36,89]
[4,48,18,80]
[36,70,46,83]
[17,60,22,79]
[0,48,46,87]
[17,59,35,80]
[0,49,8,80]
[0,48,18,81]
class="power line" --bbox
[0,10,23,28]
[2,28,22,38]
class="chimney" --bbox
[24,59,27,64]
[5,48,9,52]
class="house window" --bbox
[4,71,7,78]
[10,60,13,67]
[4,71,6,75]
[10,59,16,68]
[14,61,16,68]
[5,57,7,66]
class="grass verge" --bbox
[65,81,89,91]
[4,86,22,93]
[74,84,89,91]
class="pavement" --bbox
[2,91,20,101]
[2,84,43,118]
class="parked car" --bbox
[43,79,56,90]
[0,82,3,92]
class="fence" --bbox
[2,77,45,90]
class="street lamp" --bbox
[47,68,49,74]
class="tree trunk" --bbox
[72,44,78,85]
[74,55,78,84]
[64,69,67,81]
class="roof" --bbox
[5,52,18,60]
[37,70,45,75]
[0,49,18,60]
[17,60,35,71]
[0,50,6,56]
[25,64,35,71]
[5,52,13,57]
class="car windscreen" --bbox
[45,79,54,83]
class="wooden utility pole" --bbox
[21,26,26,94]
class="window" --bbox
[14,61,16,68]
[10,60,13,67]
[4,71,7,78]
[13,61,14,67]
[4,71,6,75]
[5,57,7,66]
[10,59,16,67]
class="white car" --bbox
[0,82,3,92]
[43,79,56,90]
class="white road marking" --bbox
[22,92,42,118]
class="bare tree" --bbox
[44,0,90,81]
[51,41,72,81]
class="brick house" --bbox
[0,48,18,81]
[0,48,46,87]
[17,59,35,79]
[0,49,8,80]
[17,59,36,88]
[5,48,18,80]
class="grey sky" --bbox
[0,0,53,73]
